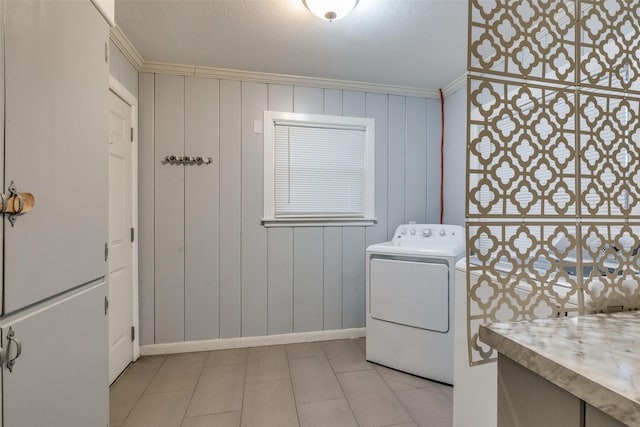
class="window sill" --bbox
[262,218,377,227]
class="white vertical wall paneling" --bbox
[443,86,467,227]
[267,228,294,334]
[342,226,366,328]
[405,97,428,224]
[294,86,324,114]
[293,227,324,331]
[323,89,343,115]
[184,77,220,340]
[241,82,269,337]
[267,84,294,335]
[154,74,185,343]
[292,86,325,332]
[323,226,343,330]
[269,84,294,112]
[426,98,442,224]
[387,96,406,239]
[138,72,155,345]
[322,89,343,330]
[342,91,367,328]
[365,93,389,245]
[138,76,446,344]
[219,80,242,338]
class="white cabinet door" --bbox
[3,0,109,313]
[2,282,109,427]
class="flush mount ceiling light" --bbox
[303,0,359,21]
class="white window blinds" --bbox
[263,111,375,226]
[274,124,366,216]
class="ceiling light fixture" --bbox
[303,0,359,21]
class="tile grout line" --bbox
[179,353,209,424]
[375,361,421,427]
[328,339,362,427]
[239,347,249,427]
[118,355,168,426]
[354,339,420,427]
[284,345,303,427]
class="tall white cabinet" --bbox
[0,0,110,425]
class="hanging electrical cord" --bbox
[439,88,445,224]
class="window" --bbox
[263,111,375,227]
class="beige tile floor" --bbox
[110,338,453,427]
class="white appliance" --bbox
[366,223,465,384]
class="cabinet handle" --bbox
[4,181,35,227]
[6,327,22,372]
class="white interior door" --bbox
[108,90,134,383]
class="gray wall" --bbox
[109,40,138,97]
[443,84,467,227]
[138,73,447,345]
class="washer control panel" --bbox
[392,223,464,245]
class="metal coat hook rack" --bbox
[164,155,213,165]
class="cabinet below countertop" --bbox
[497,354,625,427]
[480,312,640,426]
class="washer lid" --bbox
[367,240,465,257]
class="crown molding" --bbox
[142,61,441,98]
[442,72,468,97]
[109,26,144,71]
[113,27,465,99]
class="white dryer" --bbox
[366,223,465,384]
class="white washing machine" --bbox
[366,223,465,384]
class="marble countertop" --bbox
[479,312,640,427]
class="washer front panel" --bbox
[370,258,449,333]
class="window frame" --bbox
[262,110,376,227]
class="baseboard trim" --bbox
[140,328,366,356]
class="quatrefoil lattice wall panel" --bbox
[467,0,640,365]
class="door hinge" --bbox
[105,242,109,261]
[131,227,135,243]
[104,296,109,315]
[131,326,135,342]
[104,42,109,63]
[130,127,134,142]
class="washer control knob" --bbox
[423,229,432,238]
[410,228,416,235]
[400,228,407,235]
[439,229,446,236]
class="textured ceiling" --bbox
[115,0,468,90]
